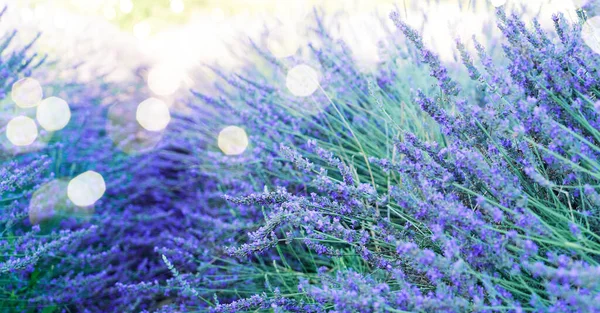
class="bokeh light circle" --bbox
[36,96,71,131]
[6,116,38,146]
[286,64,320,97]
[136,97,171,131]
[582,16,600,55]
[29,180,69,225]
[147,64,183,96]
[67,171,106,207]
[218,126,249,155]
[107,101,164,155]
[11,78,43,108]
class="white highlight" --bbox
[490,0,507,7]
[267,25,300,58]
[67,171,106,207]
[119,0,133,14]
[133,21,151,39]
[103,6,116,20]
[218,126,249,155]
[12,78,43,108]
[170,0,184,14]
[286,64,319,97]
[572,0,589,7]
[136,98,171,131]
[211,8,225,22]
[36,97,71,131]
[147,64,183,96]
[6,116,38,146]
[582,16,600,55]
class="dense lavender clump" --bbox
[141,6,600,313]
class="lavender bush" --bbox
[143,5,600,313]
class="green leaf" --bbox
[41,306,57,313]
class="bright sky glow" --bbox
[170,0,185,14]
[490,0,507,7]
[103,6,117,20]
[267,24,300,58]
[582,16,600,55]
[133,21,152,39]
[119,0,133,14]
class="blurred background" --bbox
[1,0,595,112]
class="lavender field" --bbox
[1,0,600,312]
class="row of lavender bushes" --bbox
[1,2,599,313]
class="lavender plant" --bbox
[146,5,600,313]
